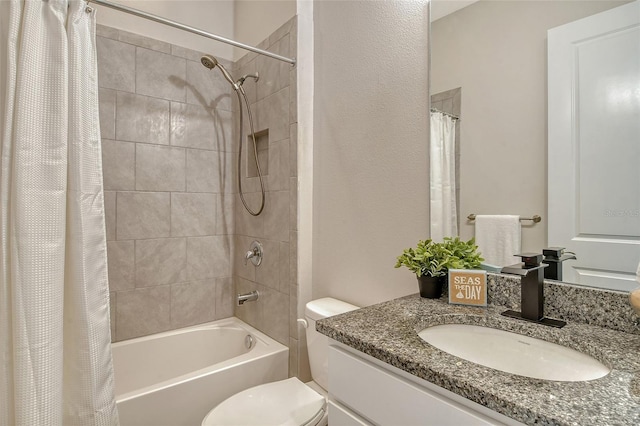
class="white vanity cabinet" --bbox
[328,342,523,426]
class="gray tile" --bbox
[96,24,119,40]
[97,37,135,92]
[104,191,116,241]
[185,60,233,112]
[264,190,290,242]
[234,235,256,282]
[234,278,263,329]
[269,18,294,48]
[118,30,171,54]
[136,47,186,102]
[216,277,234,319]
[290,177,298,231]
[216,194,235,235]
[116,92,170,144]
[170,281,216,328]
[107,240,135,291]
[290,230,298,285]
[170,102,233,151]
[262,287,289,345]
[135,238,187,287]
[289,337,298,378]
[116,192,170,240]
[187,236,232,280]
[237,59,258,106]
[235,192,265,237]
[102,140,135,190]
[255,88,289,143]
[171,193,216,237]
[289,285,298,338]
[267,139,289,191]
[235,49,258,70]
[257,36,291,101]
[290,66,297,124]
[255,239,280,291]
[279,242,290,294]
[186,149,234,194]
[99,88,116,140]
[116,286,171,340]
[290,17,298,63]
[171,45,204,62]
[289,124,297,177]
[135,144,185,191]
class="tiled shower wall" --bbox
[97,17,301,375]
[232,18,301,377]
[97,25,237,342]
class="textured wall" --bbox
[312,0,431,307]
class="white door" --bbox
[548,1,640,291]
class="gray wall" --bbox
[312,0,431,307]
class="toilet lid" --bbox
[202,378,326,426]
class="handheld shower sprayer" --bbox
[200,53,265,216]
[200,54,237,89]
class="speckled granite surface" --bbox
[317,292,640,426]
[488,274,640,335]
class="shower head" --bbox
[200,54,218,69]
[200,54,237,88]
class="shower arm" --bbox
[87,0,296,65]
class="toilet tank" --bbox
[304,298,358,391]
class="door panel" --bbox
[548,1,640,291]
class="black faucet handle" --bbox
[543,247,565,259]
[514,253,544,267]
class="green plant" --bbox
[394,237,484,278]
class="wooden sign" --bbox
[448,269,487,306]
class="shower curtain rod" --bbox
[430,108,460,120]
[87,0,296,65]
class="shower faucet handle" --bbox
[244,241,263,267]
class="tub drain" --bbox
[245,334,254,349]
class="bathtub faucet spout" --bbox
[237,290,259,306]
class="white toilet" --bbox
[201,297,359,426]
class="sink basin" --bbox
[418,324,610,382]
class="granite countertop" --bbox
[317,294,640,426]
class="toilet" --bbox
[201,297,359,426]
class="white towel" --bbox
[475,215,521,267]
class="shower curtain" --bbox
[430,111,458,242]
[0,1,119,425]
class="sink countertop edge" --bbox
[316,294,640,426]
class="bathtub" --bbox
[112,317,289,426]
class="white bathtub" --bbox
[112,317,289,426]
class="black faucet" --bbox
[542,247,576,281]
[501,253,566,328]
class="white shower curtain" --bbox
[0,1,119,425]
[430,111,458,242]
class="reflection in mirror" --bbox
[430,0,639,291]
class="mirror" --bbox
[430,0,639,291]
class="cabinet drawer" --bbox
[329,346,498,426]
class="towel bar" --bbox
[467,214,542,223]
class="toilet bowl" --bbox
[201,298,359,426]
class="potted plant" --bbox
[395,237,483,298]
